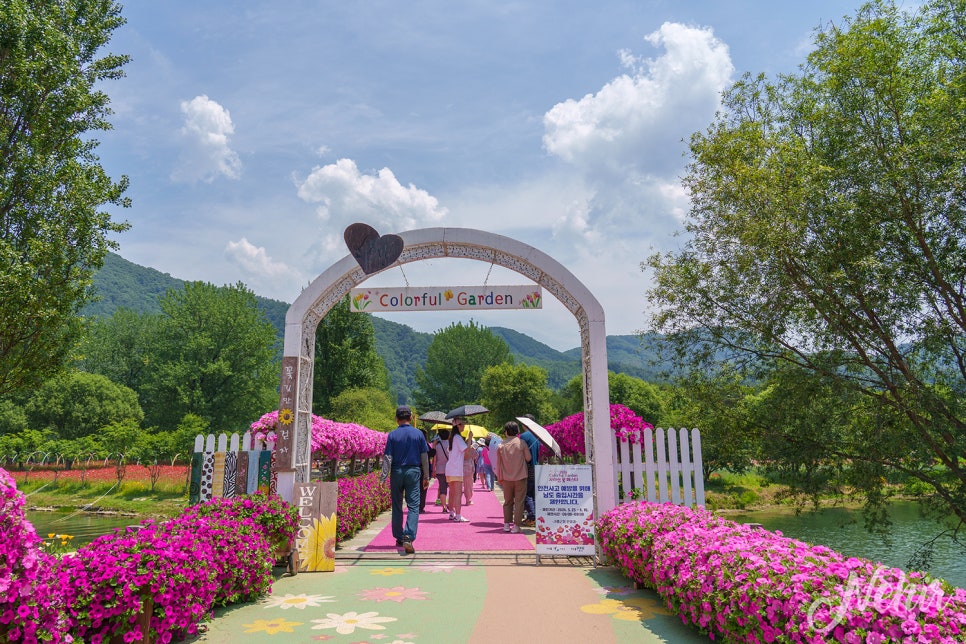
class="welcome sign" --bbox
[349,285,542,312]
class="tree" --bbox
[142,282,279,431]
[77,308,156,394]
[413,321,512,412]
[480,362,556,427]
[329,386,396,431]
[25,370,142,440]
[646,1,966,522]
[556,371,667,426]
[0,0,131,396]
[313,296,390,416]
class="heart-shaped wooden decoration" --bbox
[343,223,404,274]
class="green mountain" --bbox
[85,253,671,401]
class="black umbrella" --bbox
[445,404,489,419]
[418,411,452,425]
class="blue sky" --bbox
[97,1,864,351]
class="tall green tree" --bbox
[77,307,156,393]
[480,362,556,427]
[646,1,966,522]
[142,282,279,431]
[24,370,142,440]
[0,0,131,396]
[329,386,396,431]
[413,320,512,412]
[313,296,390,416]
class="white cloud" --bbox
[171,95,242,183]
[295,158,449,233]
[225,237,306,298]
[543,22,733,178]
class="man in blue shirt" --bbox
[384,406,429,554]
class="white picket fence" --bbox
[615,427,705,508]
[189,431,274,504]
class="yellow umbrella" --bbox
[431,423,488,440]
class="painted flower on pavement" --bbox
[260,593,336,610]
[243,617,304,634]
[415,561,471,573]
[357,586,429,603]
[369,567,405,576]
[310,611,397,634]
[581,597,672,621]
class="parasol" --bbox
[445,404,489,419]
[430,423,488,440]
[418,411,452,425]
[516,416,562,459]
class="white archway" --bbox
[274,227,617,517]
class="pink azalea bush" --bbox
[251,410,387,459]
[0,468,69,643]
[545,404,654,459]
[61,523,218,643]
[336,471,391,542]
[598,502,966,642]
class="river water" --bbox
[730,501,966,590]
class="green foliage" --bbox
[0,0,131,397]
[480,362,557,427]
[646,0,966,523]
[0,398,28,436]
[329,387,396,431]
[25,370,143,440]
[77,307,156,394]
[98,418,144,457]
[370,316,433,403]
[313,296,390,416]
[141,282,280,431]
[413,320,512,412]
[170,413,210,459]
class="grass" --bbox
[14,465,190,518]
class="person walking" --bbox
[454,417,476,506]
[432,428,451,511]
[519,414,541,525]
[383,406,430,554]
[478,437,495,491]
[496,421,531,533]
[444,417,475,523]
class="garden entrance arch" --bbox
[274,227,617,517]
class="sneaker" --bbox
[434,499,442,506]
[442,507,449,513]
[466,500,474,505]
[455,516,470,523]
[403,541,415,554]
[395,539,404,546]
[503,523,511,532]
[521,518,535,527]
[510,526,521,533]
[449,513,457,521]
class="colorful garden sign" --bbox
[294,481,338,572]
[349,285,542,312]
[535,464,595,556]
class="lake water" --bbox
[24,510,142,548]
[730,501,966,589]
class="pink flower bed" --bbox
[598,502,966,642]
[251,410,387,459]
[1,465,391,642]
[544,404,653,459]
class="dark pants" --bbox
[525,461,536,519]
[390,466,422,542]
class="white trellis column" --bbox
[274,227,616,518]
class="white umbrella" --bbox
[516,416,561,459]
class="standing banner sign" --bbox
[534,464,595,556]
